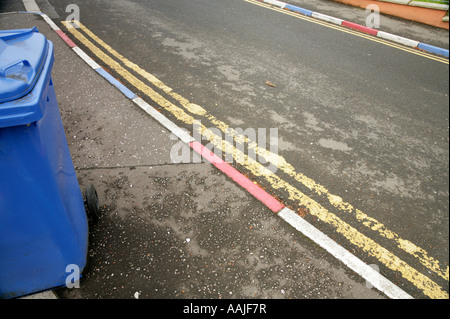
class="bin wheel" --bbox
[85,183,100,221]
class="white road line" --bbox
[22,0,41,12]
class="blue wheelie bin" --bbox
[0,27,90,298]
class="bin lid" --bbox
[0,27,49,103]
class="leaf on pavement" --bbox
[265,80,277,88]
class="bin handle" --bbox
[0,59,31,77]
[0,27,39,42]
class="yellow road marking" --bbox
[199,126,448,299]
[62,21,449,298]
[244,0,449,64]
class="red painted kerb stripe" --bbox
[55,30,77,48]
[189,141,284,213]
[341,21,378,36]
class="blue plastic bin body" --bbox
[0,28,88,299]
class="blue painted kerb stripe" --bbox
[417,43,449,58]
[95,68,137,99]
[284,4,313,16]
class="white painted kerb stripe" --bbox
[277,207,414,299]
[72,46,102,69]
[41,14,60,31]
[263,0,286,8]
[132,97,195,144]
[376,31,420,48]
[311,12,344,26]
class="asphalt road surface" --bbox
[2,0,448,299]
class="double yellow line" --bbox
[61,19,448,298]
